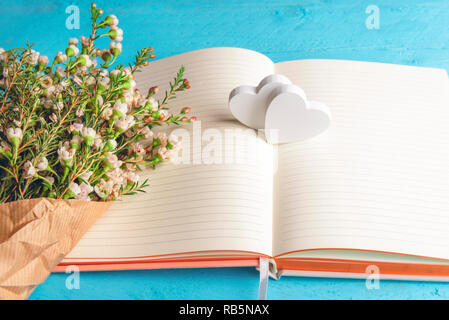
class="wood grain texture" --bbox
[1,0,449,300]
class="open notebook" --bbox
[55,47,449,281]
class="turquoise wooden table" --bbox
[1,0,449,299]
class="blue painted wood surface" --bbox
[1,0,449,299]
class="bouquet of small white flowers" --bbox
[0,3,194,299]
[0,3,193,203]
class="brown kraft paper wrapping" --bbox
[0,198,111,299]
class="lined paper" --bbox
[273,59,449,259]
[65,48,275,260]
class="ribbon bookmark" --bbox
[258,257,269,300]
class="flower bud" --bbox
[112,101,128,119]
[44,176,55,186]
[181,106,191,114]
[23,161,36,179]
[77,54,92,67]
[55,65,66,78]
[36,157,48,171]
[66,45,79,58]
[104,14,119,26]
[81,127,96,146]
[147,86,159,97]
[70,135,82,150]
[105,139,117,151]
[68,38,79,46]
[109,68,119,76]
[0,48,7,63]
[69,123,83,136]
[108,26,123,42]
[109,41,122,57]
[38,55,49,69]
[144,97,158,112]
[6,127,22,148]
[55,51,67,63]
[64,182,81,199]
[101,49,112,62]
[80,36,90,47]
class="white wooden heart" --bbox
[229,74,291,129]
[264,84,331,144]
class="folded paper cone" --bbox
[0,198,111,299]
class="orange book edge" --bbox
[53,248,449,279]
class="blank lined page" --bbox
[273,59,449,259]
[65,48,275,261]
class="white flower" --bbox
[23,161,36,179]
[69,122,83,133]
[109,26,123,41]
[69,182,81,196]
[99,69,109,77]
[146,97,158,112]
[54,100,63,110]
[6,127,23,146]
[94,179,113,199]
[80,36,90,47]
[70,135,82,149]
[123,90,134,105]
[49,113,58,123]
[156,146,170,160]
[78,54,92,68]
[38,55,49,66]
[24,50,39,65]
[126,171,139,183]
[106,154,122,169]
[0,49,6,63]
[55,51,67,63]
[86,75,96,86]
[109,41,122,56]
[66,44,79,57]
[113,101,128,118]
[106,139,117,150]
[68,38,79,46]
[97,95,104,107]
[43,85,56,98]
[76,107,84,117]
[98,76,110,90]
[106,168,126,186]
[141,126,153,139]
[114,115,135,132]
[36,157,48,171]
[168,134,179,148]
[154,132,168,147]
[110,69,121,78]
[40,76,53,89]
[130,142,145,156]
[93,137,105,150]
[81,127,96,146]
[55,66,66,78]
[79,170,93,182]
[105,14,119,26]
[0,140,11,153]
[160,109,169,120]
[44,176,54,185]
[57,142,76,166]
[101,105,113,120]
[76,182,93,201]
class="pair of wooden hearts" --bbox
[229,75,331,144]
